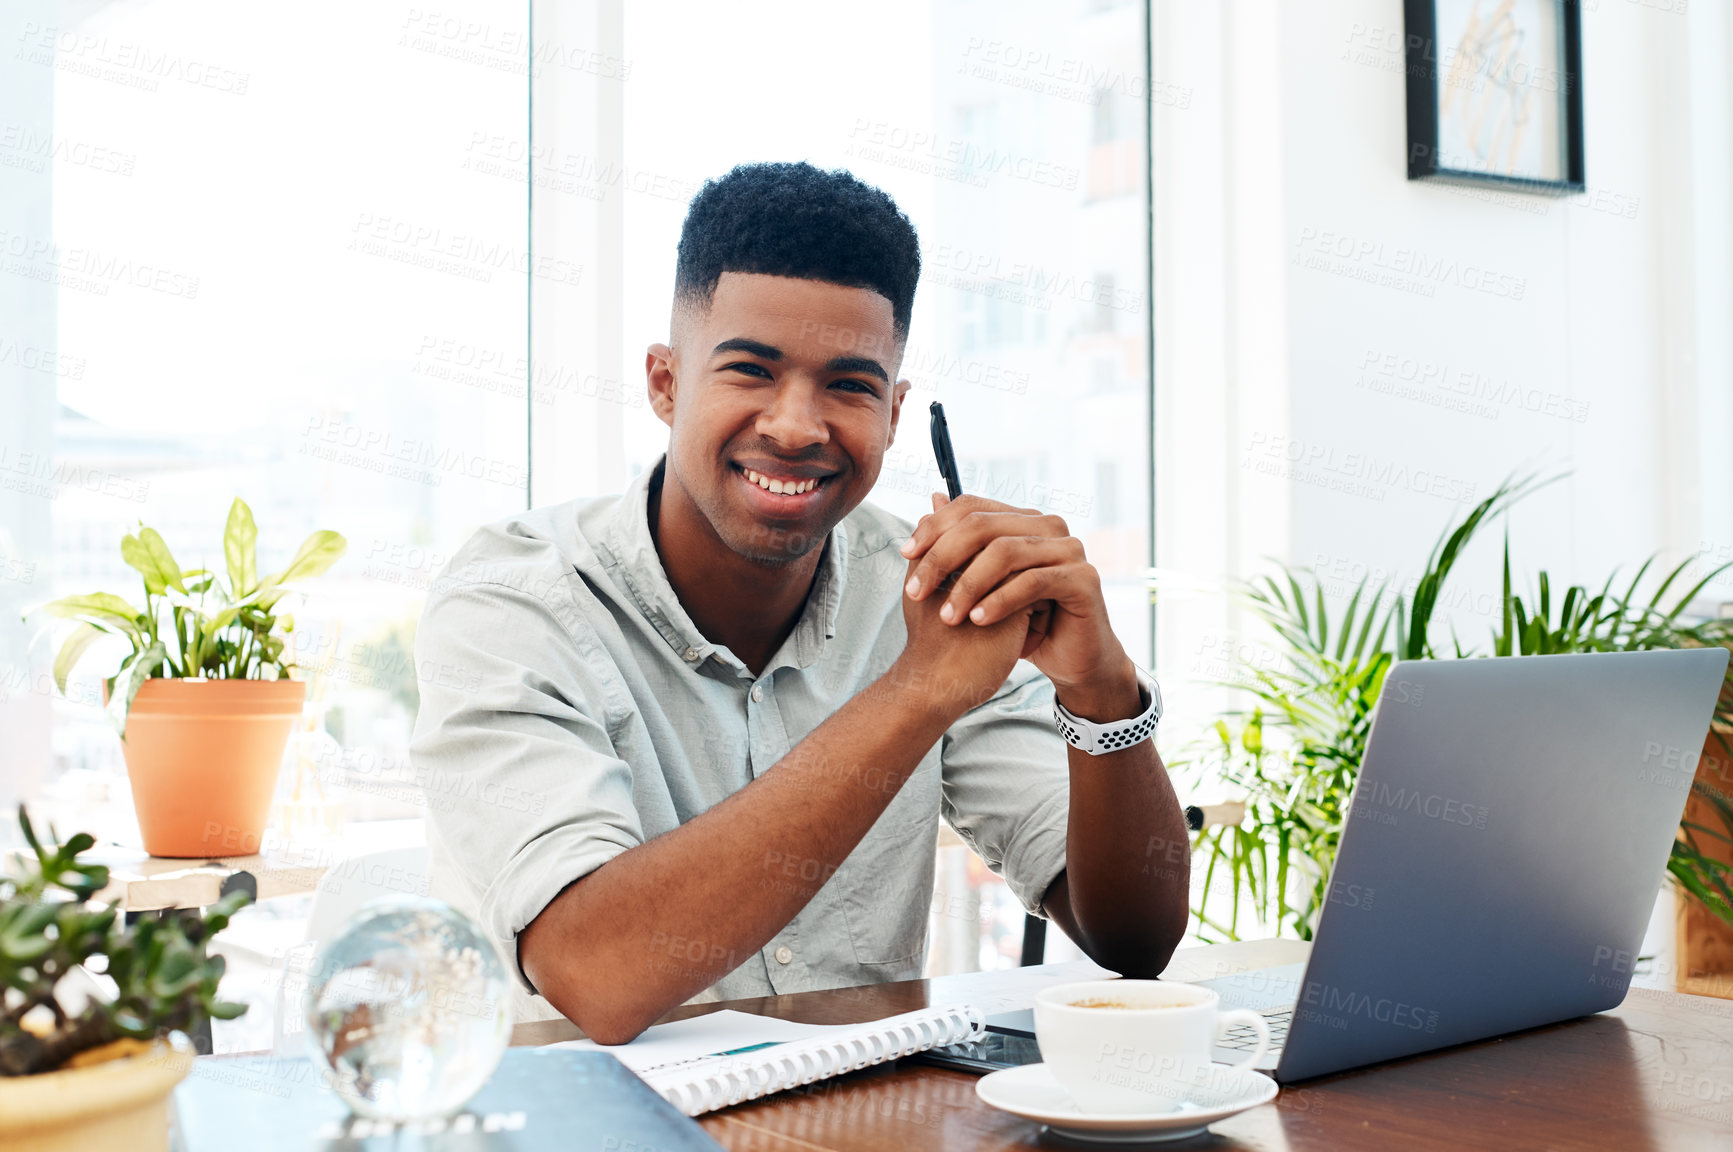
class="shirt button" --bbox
[751,684,764,703]
[683,647,698,661]
[774,946,793,965]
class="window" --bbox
[3,0,530,833]
[2,0,1152,985]
[534,0,1153,970]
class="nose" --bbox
[756,380,830,452]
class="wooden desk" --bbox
[513,940,1733,1151]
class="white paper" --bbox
[547,1009,845,1075]
[926,958,1111,1016]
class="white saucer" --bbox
[974,1062,1278,1144]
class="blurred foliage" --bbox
[358,614,421,719]
[0,807,249,1076]
[1181,473,1733,940]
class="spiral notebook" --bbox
[554,1004,984,1116]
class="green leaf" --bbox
[32,592,143,633]
[1659,560,1733,626]
[18,805,43,857]
[190,605,244,664]
[208,1000,249,1021]
[1286,572,1312,638]
[261,530,347,590]
[62,861,110,900]
[1670,851,1733,922]
[1497,534,1513,658]
[0,923,56,962]
[53,622,105,694]
[150,947,200,998]
[138,528,186,594]
[120,533,166,595]
[1336,581,1364,663]
[224,498,259,596]
[121,529,185,596]
[205,887,252,930]
[1618,556,1656,615]
[112,641,167,737]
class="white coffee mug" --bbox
[1032,979,1270,1115]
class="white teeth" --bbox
[743,468,819,495]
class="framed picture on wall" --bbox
[1404,0,1585,194]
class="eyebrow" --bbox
[711,338,891,386]
[823,355,890,385]
[711,337,783,360]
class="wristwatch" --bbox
[1053,667,1162,755]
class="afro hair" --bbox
[673,161,921,340]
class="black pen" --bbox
[928,401,963,500]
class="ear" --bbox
[646,343,677,428]
[886,378,913,445]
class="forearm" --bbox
[1048,666,1191,975]
[520,663,956,1043]
[895,494,1190,971]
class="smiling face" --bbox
[647,271,910,566]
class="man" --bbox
[411,162,1189,1044]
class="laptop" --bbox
[988,648,1728,1083]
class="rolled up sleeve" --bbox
[938,660,1071,917]
[409,576,642,991]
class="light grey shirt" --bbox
[410,457,1071,1022]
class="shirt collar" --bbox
[598,455,849,676]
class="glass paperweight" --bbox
[304,895,514,1121]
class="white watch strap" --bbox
[1054,668,1162,756]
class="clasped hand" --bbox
[892,493,1128,714]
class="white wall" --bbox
[1154,0,1733,730]
[1150,0,1291,734]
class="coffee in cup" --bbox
[1032,979,1270,1114]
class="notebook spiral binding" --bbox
[661,1005,984,1116]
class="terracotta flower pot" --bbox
[121,679,306,858]
[0,1035,193,1152]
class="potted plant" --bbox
[1179,476,1733,950]
[0,807,250,1152]
[27,499,345,857]
[1175,477,1538,939]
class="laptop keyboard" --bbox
[1218,1007,1292,1053]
